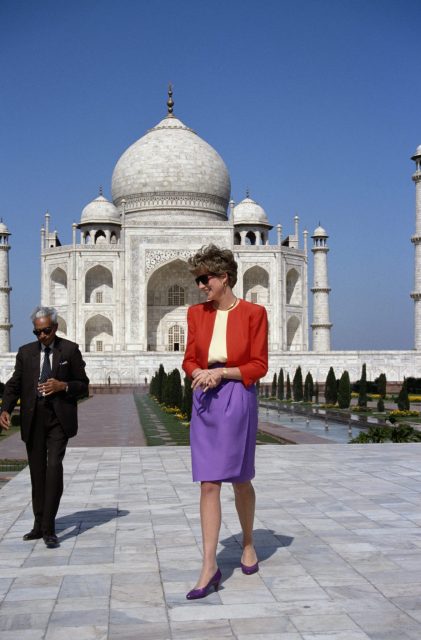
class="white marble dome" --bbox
[80,194,120,224]
[0,220,10,234]
[313,225,328,237]
[233,197,269,225]
[111,115,231,218]
[412,145,421,160]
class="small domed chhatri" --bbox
[412,144,421,160]
[111,88,230,220]
[232,196,269,225]
[0,219,10,234]
[312,224,328,237]
[80,192,120,224]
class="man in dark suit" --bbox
[0,306,89,548]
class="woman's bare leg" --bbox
[233,481,258,566]
[195,481,221,587]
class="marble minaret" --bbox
[0,220,12,351]
[411,145,421,350]
[311,225,332,351]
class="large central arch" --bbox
[147,259,199,351]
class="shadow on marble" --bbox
[56,509,129,541]
[217,529,294,582]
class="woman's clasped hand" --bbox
[191,368,222,391]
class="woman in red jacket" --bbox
[182,244,268,600]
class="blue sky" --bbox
[1,0,420,350]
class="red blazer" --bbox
[182,299,268,387]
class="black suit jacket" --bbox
[2,337,89,443]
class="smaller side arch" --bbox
[50,267,68,305]
[287,316,301,351]
[286,268,301,305]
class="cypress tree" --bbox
[293,366,303,401]
[377,397,385,412]
[397,379,410,411]
[358,363,367,408]
[377,373,387,398]
[271,373,277,397]
[172,369,183,410]
[315,381,320,404]
[278,368,284,401]
[325,367,337,405]
[157,364,166,403]
[337,370,351,409]
[304,372,314,402]
[161,371,169,405]
[286,373,291,400]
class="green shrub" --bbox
[293,366,303,402]
[358,363,368,408]
[397,380,410,411]
[338,371,351,409]
[278,368,284,401]
[325,367,337,405]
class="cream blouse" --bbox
[208,309,229,364]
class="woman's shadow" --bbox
[217,529,293,582]
[55,508,129,541]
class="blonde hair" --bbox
[188,244,238,288]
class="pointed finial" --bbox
[167,83,174,116]
[99,185,103,196]
[246,187,250,198]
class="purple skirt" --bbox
[190,378,258,482]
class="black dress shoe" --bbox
[43,534,59,548]
[23,529,43,541]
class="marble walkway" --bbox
[1,444,421,639]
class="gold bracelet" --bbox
[222,368,228,378]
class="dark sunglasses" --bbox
[195,273,218,286]
[33,326,54,337]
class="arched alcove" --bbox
[245,231,256,245]
[234,232,241,245]
[286,268,301,305]
[50,267,68,306]
[95,230,106,244]
[85,314,113,352]
[57,315,67,336]
[243,266,269,305]
[287,316,301,351]
[85,265,113,303]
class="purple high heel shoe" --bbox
[240,561,259,575]
[186,568,222,600]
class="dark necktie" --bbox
[39,346,52,383]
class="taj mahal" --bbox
[1,90,421,384]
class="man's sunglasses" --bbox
[195,273,218,286]
[33,326,54,337]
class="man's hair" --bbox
[30,306,58,324]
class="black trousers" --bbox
[25,399,68,535]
